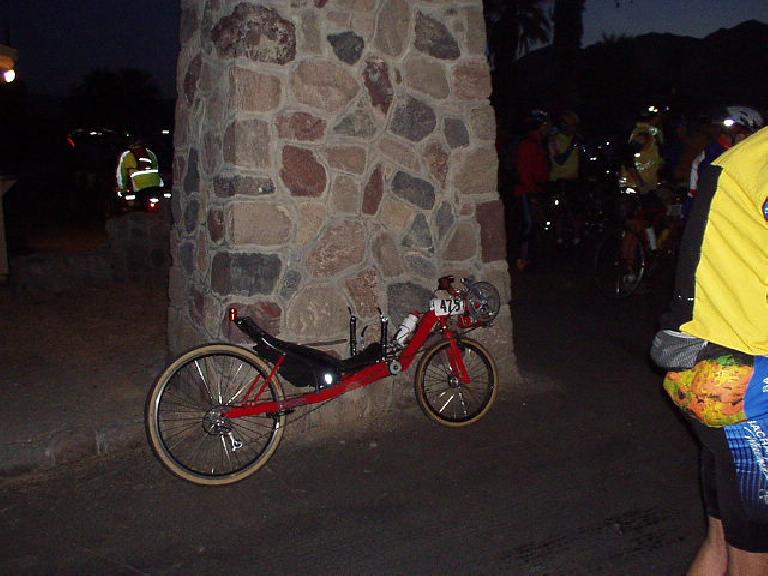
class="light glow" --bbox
[723,119,735,128]
[125,194,136,200]
[3,69,15,82]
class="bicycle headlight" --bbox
[466,282,501,326]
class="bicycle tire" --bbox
[414,338,498,427]
[593,227,645,299]
[146,343,285,486]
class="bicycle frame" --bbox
[223,310,468,419]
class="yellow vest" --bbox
[680,127,768,355]
[620,124,662,190]
[549,132,579,181]
[117,149,163,192]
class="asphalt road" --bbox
[0,259,703,575]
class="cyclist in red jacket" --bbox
[513,110,551,271]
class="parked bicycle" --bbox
[146,276,501,485]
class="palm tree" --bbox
[552,0,586,109]
[485,0,550,66]
[484,0,551,130]
[66,68,160,135]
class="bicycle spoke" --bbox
[416,340,496,426]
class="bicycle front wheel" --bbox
[593,228,645,299]
[414,339,498,427]
[146,344,285,486]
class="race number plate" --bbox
[430,298,465,316]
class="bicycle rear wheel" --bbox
[146,344,284,486]
[414,339,498,427]
[593,228,645,299]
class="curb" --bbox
[0,418,145,478]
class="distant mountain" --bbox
[502,20,768,135]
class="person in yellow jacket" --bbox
[115,138,164,211]
[620,124,663,193]
[652,126,768,574]
[548,110,583,245]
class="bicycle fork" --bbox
[445,333,471,385]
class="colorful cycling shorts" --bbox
[664,354,768,427]
[666,355,768,522]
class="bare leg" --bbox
[688,516,727,575]
[727,545,768,575]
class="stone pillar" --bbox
[171,0,517,425]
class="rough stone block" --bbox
[281,145,327,197]
[211,3,296,65]
[414,11,460,60]
[390,96,436,142]
[454,147,498,196]
[211,252,282,296]
[230,67,282,112]
[290,60,359,112]
[345,268,380,318]
[276,111,326,141]
[223,119,271,169]
[391,171,435,210]
[362,58,393,115]
[452,60,492,100]
[230,201,292,246]
[475,199,507,262]
[373,0,411,57]
[306,221,365,278]
[326,145,367,175]
[287,284,349,339]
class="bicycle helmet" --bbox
[558,110,580,129]
[722,106,764,132]
[523,109,550,131]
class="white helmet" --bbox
[724,106,764,131]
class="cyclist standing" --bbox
[513,110,551,272]
[548,110,584,246]
[688,106,764,201]
[652,124,768,574]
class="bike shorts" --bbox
[687,415,768,552]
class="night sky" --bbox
[1,0,766,98]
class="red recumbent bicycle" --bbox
[146,276,501,485]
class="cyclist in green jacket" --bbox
[115,139,164,211]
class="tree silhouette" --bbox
[484,0,551,130]
[552,0,585,110]
[65,68,161,137]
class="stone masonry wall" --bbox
[171,0,516,427]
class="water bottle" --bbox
[395,313,418,347]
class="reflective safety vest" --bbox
[620,123,663,191]
[549,132,579,181]
[117,149,163,192]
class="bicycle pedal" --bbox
[270,409,295,417]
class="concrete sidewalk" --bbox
[0,281,168,476]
